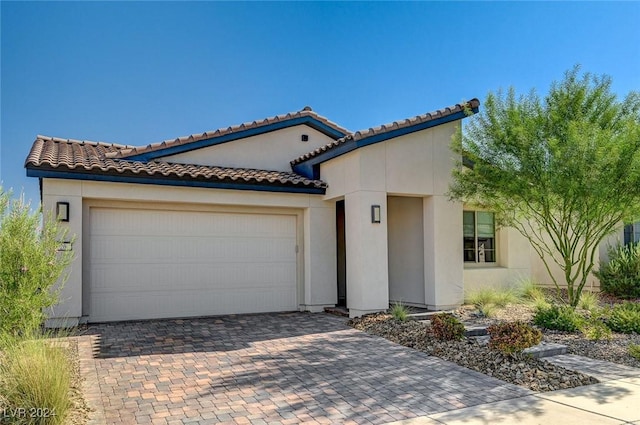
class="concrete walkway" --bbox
[388,356,640,425]
[387,376,640,424]
[78,313,640,425]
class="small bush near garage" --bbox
[0,189,73,337]
[0,334,72,425]
[606,302,640,334]
[594,243,640,299]
[0,189,76,424]
[533,304,584,332]
[487,321,542,354]
[430,313,465,341]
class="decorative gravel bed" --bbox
[456,302,640,368]
[349,313,600,392]
[543,331,640,368]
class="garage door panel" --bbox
[89,207,298,322]
[91,263,296,292]
[92,236,295,264]
[91,287,297,322]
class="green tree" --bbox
[0,188,74,337]
[449,66,640,307]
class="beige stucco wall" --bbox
[530,233,601,291]
[42,178,336,324]
[600,226,624,264]
[322,122,459,199]
[319,122,465,314]
[387,196,425,305]
[161,125,336,171]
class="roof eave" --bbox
[26,166,327,195]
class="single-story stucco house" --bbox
[25,99,602,326]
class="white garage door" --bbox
[88,207,298,322]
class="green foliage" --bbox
[532,296,552,311]
[390,302,409,322]
[577,291,601,312]
[533,304,584,332]
[0,334,72,424]
[450,66,640,308]
[606,302,640,334]
[630,344,640,361]
[465,287,517,317]
[594,243,640,299]
[478,303,498,318]
[517,280,547,304]
[0,189,73,337]
[487,321,542,354]
[430,313,465,341]
[580,315,612,341]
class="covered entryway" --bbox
[87,206,298,322]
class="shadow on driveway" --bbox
[81,312,534,424]
[83,311,339,357]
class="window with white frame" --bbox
[463,211,496,263]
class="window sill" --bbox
[464,263,502,269]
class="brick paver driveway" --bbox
[79,313,531,425]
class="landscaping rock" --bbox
[348,313,599,392]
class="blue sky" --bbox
[2,1,639,206]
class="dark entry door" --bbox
[336,200,347,307]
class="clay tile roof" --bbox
[25,136,326,190]
[110,107,349,160]
[290,99,480,166]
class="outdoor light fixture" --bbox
[56,202,69,222]
[371,205,381,223]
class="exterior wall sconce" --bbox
[371,205,381,223]
[56,202,69,222]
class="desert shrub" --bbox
[533,304,584,332]
[465,287,517,317]
[390,302,409,322]
[465,287,517,308]
[580,316,613,341]
[477,303,498,318]
[0,189,73,337]
[517,280,547,304]
[487,321,542,354]
[577,291,600,312]
[0,334,72,424]
[594,243,640,299]
[606,302,640,334]
[430,313,465,341]
[630,344,640,360]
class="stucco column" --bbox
[345,191,389,317]
[423,195,464,310]
[303,202,337,312]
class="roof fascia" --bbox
[128,116,347,162]
[292,108,477,179]
[26,168,326,195]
